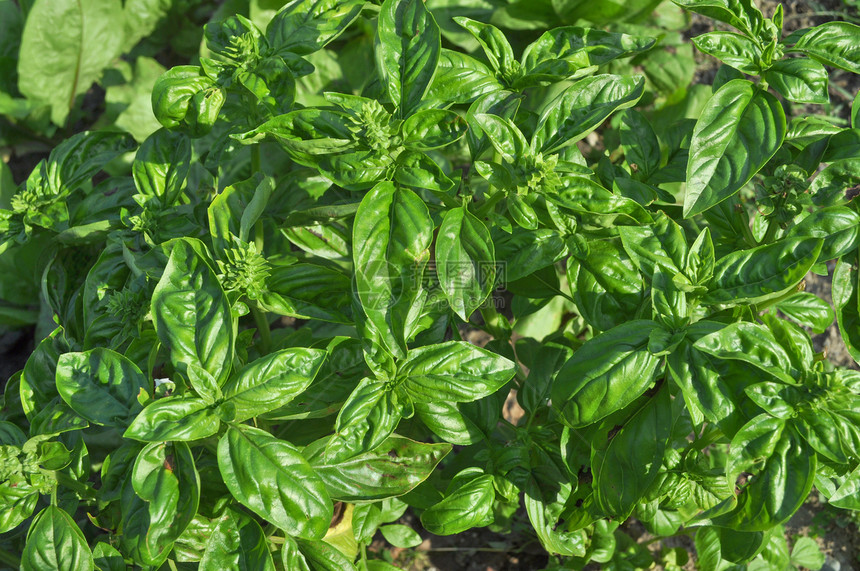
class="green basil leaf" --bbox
[471,113,531,164]
[123,441,199,566]
[763,58,829,105]
[151,66,225,137]
[379,524,422,548]
[791,22,860,74]
[266,0,364,56]
[423,49,501,107]
[123,396,220,442]
[435,206,496,320]
[702,237,822,306]
[306,435,450,502]
[420,474,495,535]
[453,17,516,78]
[218,425,332,539]
[92,542,124,571]
[552,320,661,428]
[832,255,860,363]
[773,292,834,334]
[21,506,94,571]
[532,74,645,154]
[521,27,655,72]
[152,238,235,385]
[594,387,672,518]
[133,129,191,206]
[327,378,403,460]
[466,91,522,159]
[200,508,275,571]
[619,109,661,179]
[691,32,761,74]
[397,341,515,403]
[353,182,432,358]
[222,348,326,421]
[693,322,799,384]
[17,0,124,126]
[55,349,146,428]
[401,109,468,150]
[617,213,688,280]
[377,0,441,117]
[296,539,358,571]
[786,206,860,263]
[713,426,814,531]
[684,79,786,217]
[671,0,764,38]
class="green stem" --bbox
[55,472,97,500]
[0,547,21,568]
[250,145,261,174]
[480,305,511,341]
[475,190,505,218]
[250,305,272,353]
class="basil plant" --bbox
[0,0,859,569]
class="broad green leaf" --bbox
[296,539,358,571]
[773,293,834,334]
[200,508,275,571]
[36,131,136,197]
[17,0,124,126]
[123,396,220,442]
[713,426,815,531]
[55,349,146,428]
[218,425,332,539]
[152,239,234,385]
[21,506,94,571]
[684,79,786,217]
[693,322,799,384]
[414,398,500,445]
[466,91,522,159]
[151,66,225,137]
[791,22,860,74]
[521,26,656,73]
[832,255,860,362]
[306,435,450,501]
[133,129,191,205]
[123,442,199,567]
[453,17,516,78]
[397,341,515,403]
[620,110,661,179]
[790,537,825,570]
[594,387,672,518]
[377,0,441,117]
[401,109,468,150]
[420,474,495,535]
[92,542,125,571]
[423,49,501,106]
[327,378,403,460]
[671,0,763,37]
[380,524,422,548]
[786,206,860,263]
[266,0,364,56]
[702,237,822,306]
[763,58,829,104]
[0,484,39,534]
[470,113,530,163]
[435,206,495,320]
[494,229,568,282]
[691,32,761,74]
[353,183,432,357]
[222,348,326,421]
[617,213,688,280]
[532,74,645,154]
[552,320,662,428]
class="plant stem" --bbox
[0,547,21,568]
[55,472,97,500]
[250,145,261,174]
[251,305,272,353]
[475,190,505,218]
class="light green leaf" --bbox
[684,79,785,217]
